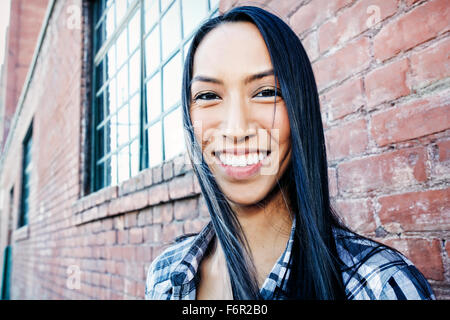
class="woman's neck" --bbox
[230,186,293,286]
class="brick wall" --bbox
[1,0,49,150]
[0,0,448,300]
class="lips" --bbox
[211,149,272,180]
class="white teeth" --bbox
[219,154,226,164]
[218,152,270,166]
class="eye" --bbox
[254,88,283,98]
[193,92,220,102]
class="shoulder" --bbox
[333,227,435,300]
[144,234,197,300]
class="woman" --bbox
[145,6,435,300]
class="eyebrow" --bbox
[190,69,275,87]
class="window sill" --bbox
[71,152,196,226]
[14,225,29,242]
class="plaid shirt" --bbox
[145,220,435,300]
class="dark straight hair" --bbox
[181,6,348,299]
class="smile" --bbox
[212,150,272,180]
[216,151,270,167]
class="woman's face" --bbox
[189,22,292,206]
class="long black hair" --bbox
[181,5,348,299]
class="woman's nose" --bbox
[221,94,255,144]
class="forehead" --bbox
[192,21,273,76]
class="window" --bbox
[92,0,219,191]
[19,126,32,228]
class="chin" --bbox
[221,184,270,207]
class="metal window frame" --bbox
[18,124,33,228]
[91,0,218,191]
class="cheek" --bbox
[256,103,291,146]
[190,109,219,152]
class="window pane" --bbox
[145,25,160,76]
[130,139,139,176]
[105,2,116,39]
[164,107,185,160]
[182,0,208,37]
[105,115,117,155]
[161,0,173,12]
[129,93,140,140]
[129,49,140,96]
[105,44,116,79]
[95,59,104,91]
[105,154,118,186]
[148,122,162,167]
[95,21,106,53]
[96,161,105,189]
[105,77,117,115]
[96,93,105,124]
[116,28,128,69]
[117,64,128,107]
[161,1,181,60]
[116,0,127,25]
[162,52,182,110]
[146,73,161,122]
[118,146,130,183]
[117,105,130,148]
[128,10,141,52]
[183,36,192,59]
[144,0,159,33]
[96,125,105,160]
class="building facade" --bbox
[0,0,449,299]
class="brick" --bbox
[319,0,398,53]
[313,37,371,90]
[152,202,174,224]
[148,183,169,205]
[143,225,162,244]
[152,165,163,184]
[370,92,450,147]
[183,219,208,235]
[382,238,444,281]
[219,0,238,13]
[324,78,365,121]
[364,58,410,108]
[337,147,427,194]
[174,197,198,220]
[289,0,354,35]
[335,198,376,234]
[410,37,450,89]
[198,196,210,218]
[162,222,183,244]
[328,168,338,197]
[168,172,195,200]
[103,230,117,245]
[162,161,173,180]
[437,140,450,162]
[266,0,302,17]
[300,31,319,62]
[378,188,450,232]
[129,228,144,244]
[374,0,450,61]
[325,118,368,161]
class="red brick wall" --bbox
[1,0,49,150]
[0,0,448,300]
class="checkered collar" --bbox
[169,218,296,300]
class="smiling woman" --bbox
[145,6,436,300]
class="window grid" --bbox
[19,126,32,228]
[92,0,218,191]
